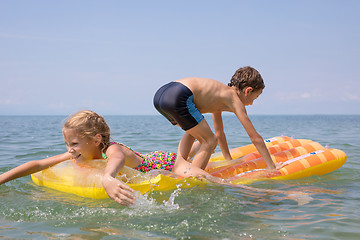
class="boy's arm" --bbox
[0,153,70,185]
[233,105,276,170]
[212,112,232,161]
[102,145,135,206]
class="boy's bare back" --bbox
[176,77,242,114]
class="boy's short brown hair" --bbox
[228,66,265,91]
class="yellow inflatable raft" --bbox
[31,160,205,199]
[31,136,346,199]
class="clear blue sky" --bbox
[1,0,359,115]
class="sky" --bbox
[0,0,359,116]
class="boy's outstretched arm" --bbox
[212,112,232,161]
[234,106,276,170]
[0,153,70,185]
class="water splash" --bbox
[163,188,181,208]
[123,188,181,216]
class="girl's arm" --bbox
[102,145,136,206]
[0,153,70,185]
[212,112,232,161]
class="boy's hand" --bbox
[102,175,136,206]
[275,162,288,169]
[265,162,277,170]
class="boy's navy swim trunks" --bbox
[153,82,204,131]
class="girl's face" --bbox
[63,128,102,162]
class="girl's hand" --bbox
[102,175,136,206]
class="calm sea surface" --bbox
[0,115,359,239]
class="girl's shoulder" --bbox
[106,142,142,157]
[108,142,130,151]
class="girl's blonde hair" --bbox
[63,110,110,152]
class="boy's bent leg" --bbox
[177,132,195,161]
[185,119,217,169]
[188,140,201,159]
[172,152,211,178]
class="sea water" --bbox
[0,115,359,239]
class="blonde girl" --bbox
[0,110,184,206]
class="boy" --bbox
[153,66,276,177]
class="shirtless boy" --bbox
[153,66,276,177]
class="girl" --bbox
[0,110,199,206]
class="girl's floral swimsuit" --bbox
[103,142,177,173]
